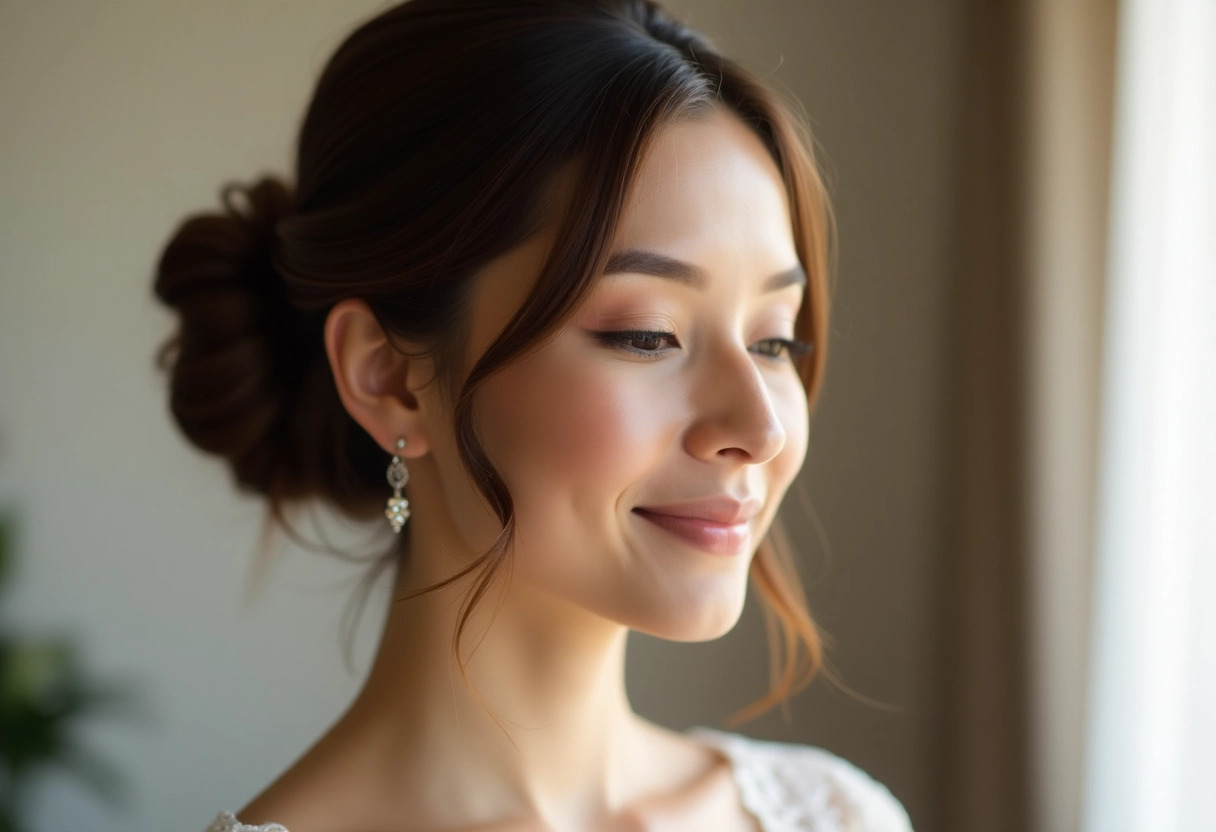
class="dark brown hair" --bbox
[153,0,844,728]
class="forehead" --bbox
[609,107,796,263]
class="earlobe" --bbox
[323,298,432,458]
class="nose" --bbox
[683,342,787,465]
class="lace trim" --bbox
[688,726,850,832]
[205,810,288,832]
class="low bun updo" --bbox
[153,175,385,521]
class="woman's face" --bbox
[423,106,809,642]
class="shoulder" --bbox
[204,810,290,832]
[686,727,914,832]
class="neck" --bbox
[332,547,649,829]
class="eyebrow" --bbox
[602,249,807,293]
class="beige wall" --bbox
[0,2,959,829]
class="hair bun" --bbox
[153,175,319,497]
[219,175,295,258]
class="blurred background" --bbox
[0,1,1212,831]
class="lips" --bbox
[632,496,762,556]
[632,496,762,525]
[632,510,752,556]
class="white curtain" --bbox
[1082,1,1216,830]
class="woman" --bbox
[153,0,913,829]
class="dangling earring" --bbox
[385,437,411,534]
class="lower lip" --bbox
[633,509,751,556]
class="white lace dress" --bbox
[203,726,914,832]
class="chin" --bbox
[627,591,748,643]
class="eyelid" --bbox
[584,308,678,330]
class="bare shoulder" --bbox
[219,726,372,832]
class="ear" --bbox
[323,298,434,459]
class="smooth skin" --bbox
[236,105,809,832]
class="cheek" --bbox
[475,350,669,516]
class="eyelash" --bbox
[592,329,815,362]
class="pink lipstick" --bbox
[632,507,752,556]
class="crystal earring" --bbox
[385,437,411,534]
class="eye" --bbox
[753,338,812,360]
[590,330,812,362]
[591,329,679,360]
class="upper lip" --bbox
[634,496,763,525]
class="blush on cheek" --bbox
[475,338,689,548]
[487,362,650,488]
